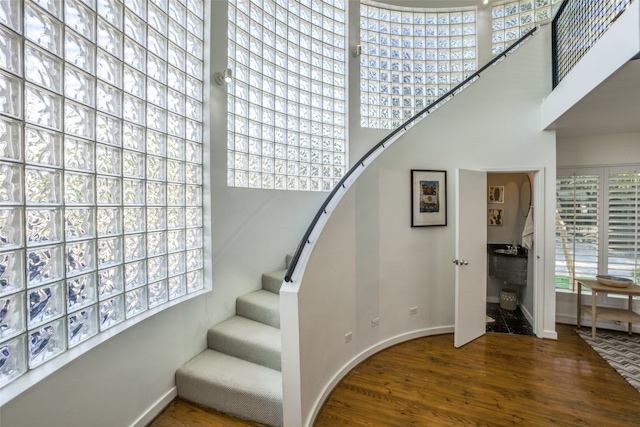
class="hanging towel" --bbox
[522,206,534,250]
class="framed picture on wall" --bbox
[411,169,447,227]
[488,208,503,226]
[488,186,504,203]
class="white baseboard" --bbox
[130,387,177,427]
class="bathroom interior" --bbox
[486,172,535,336]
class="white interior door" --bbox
[454,169,487,348]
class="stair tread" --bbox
[176,349,283,426]
[237,290,280,328]
[262,269,286,294]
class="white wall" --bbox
[282,25,557,427]
[0,2,326,426]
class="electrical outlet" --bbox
[409,306,418,315]
[371,317,380,327]
[345,331,352,343]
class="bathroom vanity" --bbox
[487,244,528,286]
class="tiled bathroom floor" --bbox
[486,302,534,336]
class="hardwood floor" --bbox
[149,324,640,426]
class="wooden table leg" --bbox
[577,281,581,328]
[592,291,597,339]
[629,295,633,336]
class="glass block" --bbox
[185,228,202,249]
[25,167,61,206]
[167,207,184,229]
[0,71,22,119]
[147,255,167,282]
[0,250,24,296]
[124,233,145,261]
[67,304,98,347]
[147,54,167,84]
[65,240,95,277]
[0,163,21,207]
[186,75,201,100]
[186,207,202,227]
[65,101,95,139]
[185,164,202,184]
[28,318,65,368]
[146,207,165,231]
[147,79,166,109]
[186,33,203,58]
[24,126,62,168]
[185,142,202,163]
[25,3,63,56]
[122,151,145,179]
[146,182,165,205]
[98,0,124,28]
[98,19,123,58]
[0,0,22,32]
[123,94,145,125]
[65,172,95,205]
[167,160,184,183]
[166,183,184,206]
[27,42,69,92]
[65,208,95,241]
[28,281,64,329]
[96,144,121,176]
[186,248,202,271]
[185,185,201,206]
[0,117,22,162]
[148,3,167,35]
[97,82,123,117]
[167,113,185,137]
[147,130,166,156]
[123,122,145,152]
[148,28,167,60]
[123,180,145,205]
[64,66,96,107]
[125,286,147,318]
[147,156,166,181]
[99,294,124,329]
[123,66,145,98]
[168,21,186,49]
[67,272,97,311]
[123,207,146,233]
[168,66,186,92]
[186,269,203,293]
[147,104,167,132]
[97,236,122,268]
[186,98,202,121]
[96,176,122,205]
[167,229,184,252]
[26,208,62,247]
[97,52,123,89]
[96,114,122,147]
[98,265,123,299]
[0,293,25,342]
[167,252,184,277]
[65,30,96,74]
[0,335,27,387]
[148,279,167,308]
[97,207,122,236]
[146,231,166,256]
[124,260,146,290]
[66,0,96,41]
[168,274,186,300]
[167,43,185,70]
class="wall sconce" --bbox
[352,44,362,57]
[215,68,233,85]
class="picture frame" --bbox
[488,186,504,203]
[488,208,503,226]
[411,169,447,227]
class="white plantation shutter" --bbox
[555,173,599,291]
[607,170,640,279]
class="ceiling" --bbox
[547,59,640,138]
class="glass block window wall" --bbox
[227,0,347,192]
[491,0,562,56]
[359,4,477,130]
[0,0,205,389]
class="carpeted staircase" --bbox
[175,257,289,426]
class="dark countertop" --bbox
[487,243,528,258]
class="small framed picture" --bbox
[488,186,504,203]
[411,169,447,227]
[488,208,503,226]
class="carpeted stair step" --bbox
[208,315,281,371]
[262,269,286,294]
[237,289,280,328]
[176,349,283,426]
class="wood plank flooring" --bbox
[149,324,640,426]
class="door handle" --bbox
[452,259,470,266]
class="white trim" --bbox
[307,326,454,427]
[130,387,177,427]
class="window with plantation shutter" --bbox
[607,170,640,279]
[555,172,599,291]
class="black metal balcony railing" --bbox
[284,27,539,283]
[552,0,633,88]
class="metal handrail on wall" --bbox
[284,26,539,283]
